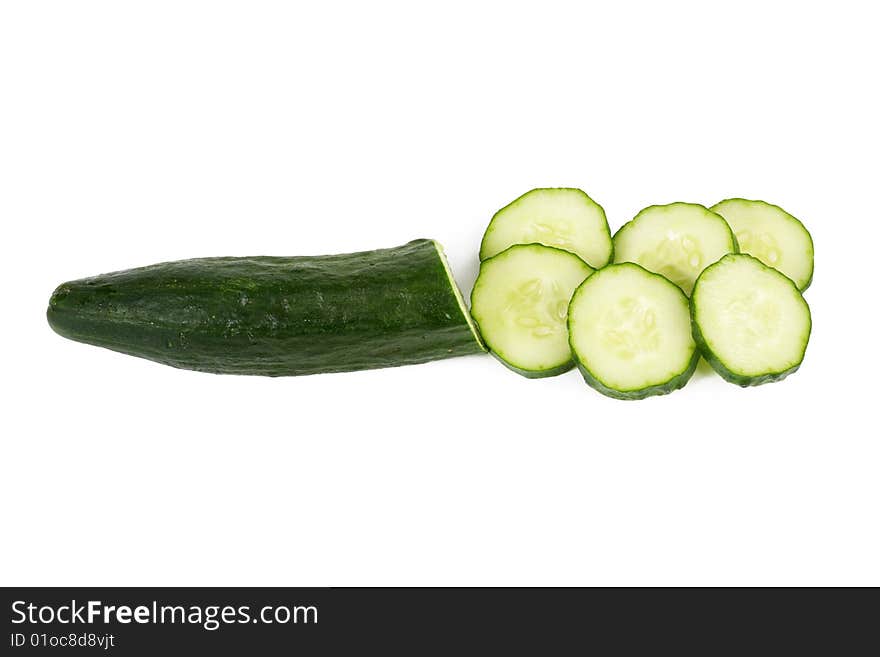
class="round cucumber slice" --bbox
[613,203,737,295]
[691,254,811,386]
[709,198,814,291]
[470,243,594,378]
[568,263,699,400]
[479,188,613,269]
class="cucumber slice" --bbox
[568,263,698,400]
[470,243,594,377]
[479,188,613,269]
[691,254,811,386]
[613,203,737,295]
[709,198,814,291]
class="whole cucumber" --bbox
[47,239,484,376]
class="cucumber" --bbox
[479,188,613,269]
[470,243,593,377]
[691,254,811,386]
[568,263,699,400]
[709,198,814,290]
[613,203,737,295]
[47,239,485,376]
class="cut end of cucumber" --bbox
[613,202,737,295]
[710,198,814,291]
[691,253,811,386]
[470,243,593,377]
[568,263,698,400]
[432,240,486,352]
[479,188,613,269]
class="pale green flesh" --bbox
[613,203,737,295]
[693,254,811,377]
[568,263,696,392]
[480,188,612,269]
[710,199,813,290]
[432,240,486,351]
[470,244,593,374]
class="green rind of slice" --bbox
[574,352,700,400]
[492,356,578,379]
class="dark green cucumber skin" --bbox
[573,351,699,400]
[47,239,484,376]
[690,255,811,387]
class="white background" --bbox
[1,1,877,586]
